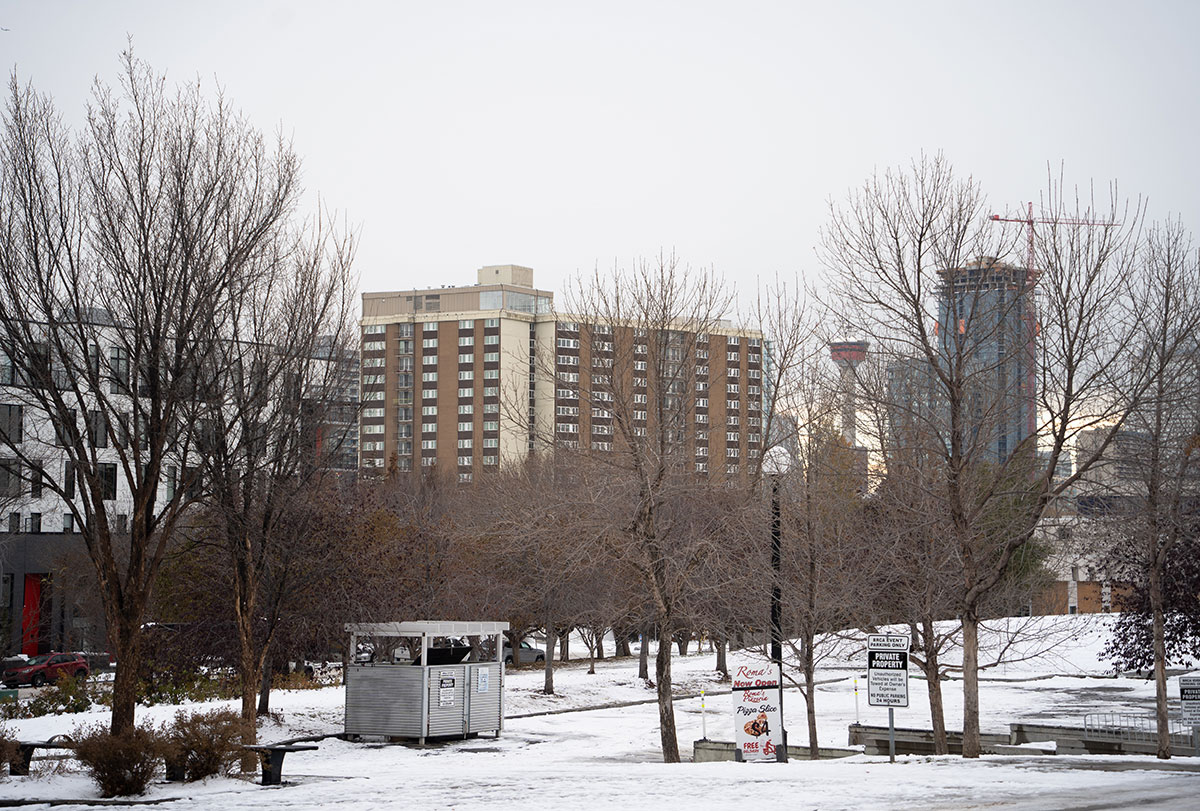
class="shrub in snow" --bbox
[1,675,94,720]
[164,708,249,782]
[72,723,164,797]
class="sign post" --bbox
[867,634,910,763]
[1180,675,1200,755]
[733,664,784,762]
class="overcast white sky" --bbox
[2,1,1197,307]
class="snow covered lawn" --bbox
[1,615,1198,809]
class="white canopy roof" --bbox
[344,621,509,637]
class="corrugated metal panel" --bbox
[344,665,425,737]
[467,663,502,733]
[427,665,467,736]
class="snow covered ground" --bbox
[2,615,1199,809]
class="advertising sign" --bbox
[733,664,783,762]
[1180,675,1200,725]
[867,635,909,708]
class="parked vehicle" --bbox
[502,641,545,665]
[2,652,90,687]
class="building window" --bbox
[423,338,439,349]
[363,324,385,335]
[110,346,130,393]
[458,387,473,398]
[422,440,437,450]
[0,405,22,444]
[458,421,473,432]
[363,425,384,434]
[483,421,499,432]
[0,459,19,497]
[483,369,498,379]
[422,389,438,400]
[29,462,43,498]
[459,404,474,415]
[6,513,17,533]
[459,370,474,381]
[98,463,117,501]
[458,353,474,364]
[458,336,475,347]
[363,341,385,352]
[26,513,40,533]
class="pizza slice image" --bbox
[743,713,770,737]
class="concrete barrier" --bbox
[1010,722,1198,757]
[693,739,859,762]
[847,724,1009,756]
[848,722,1199,758]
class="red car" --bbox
[2,652,90,687]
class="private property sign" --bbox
[1180,675,1200,725]
[867,634,910,708]
[733,664,783,762]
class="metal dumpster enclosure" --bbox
[344,620,508,742]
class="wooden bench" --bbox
[242,743,319,786]
[11,735,74,776]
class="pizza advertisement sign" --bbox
[733,664,783,762]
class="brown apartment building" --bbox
[359,265,764,480]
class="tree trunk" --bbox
[616,629,631,658]
[804,638,818,759]
[257,659,272,715]
[543,615,556,695]
[922,617,948,755]
[559,629,570,662]
[1150,568,1171,759]
[655,625,680,762]
[714,635,728,680]
[676,632,688,656]
[961,610,981,758]
[638,624,650,680]
[108,615,142,735]
[594,627,605,660]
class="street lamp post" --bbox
[769,467,788,762]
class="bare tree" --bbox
[1095,218,1200,758]
[528,253,735,762]
[0,54,303,733]
[193,213,354,752]
[820,154,1154,757]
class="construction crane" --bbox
[990,202,1118,283]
